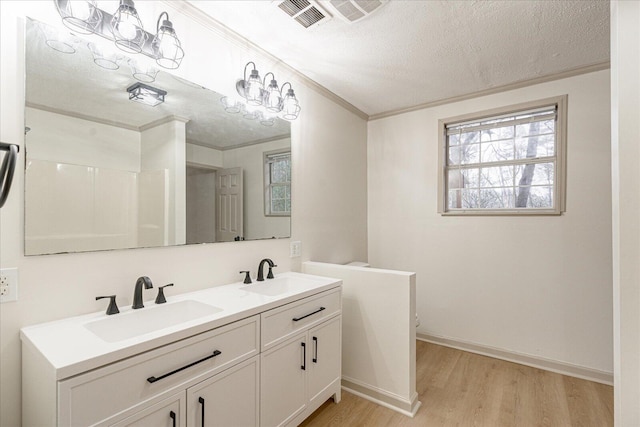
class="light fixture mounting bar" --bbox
[54,0,159,62]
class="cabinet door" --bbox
[308,316,342,407]
[186,356,259,427]
[109,393,185,427]
[260,332,307,427]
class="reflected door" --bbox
[216,167,243,242]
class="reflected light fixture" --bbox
[87,42,120,70]
[36,21,78,54]
[53,0,185,69]
[230,61,301,123]
[127,82,166,107]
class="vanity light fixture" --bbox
[236,62,264,106]
[53,0,185,70]
[280,82,301,121]
[263,73,283,113]
[56,0,102,35]
[110,0,147,53]
[230,61,301,123]
[152,12,184,69]
[126,82,166,107]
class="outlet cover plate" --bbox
[0,268,18,303]
[290,241,301,258]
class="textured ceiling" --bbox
[25,19,290,149]
[186,0,610,117]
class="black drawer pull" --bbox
[313,336,318,363]
[147,350,222,383]
[169,410,176,427]
[199,397,205,427]
[292,306,325,322]
[301,342,306,370]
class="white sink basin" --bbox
[84,300,223,343]
[241,276,324,297]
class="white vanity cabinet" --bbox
[260,288,342,427]
[21,274,342,427]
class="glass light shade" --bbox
[263,80,282,112]
[57,0,102,34]
[281,89,301,120]
[220,96,243,114]
[153,21,184,69]
[128,58,159,83]
[37,22,77,54]
[87,42,120,70]
[243,103,261,120]
[260,109,277,127]
[111,0,147,53]
[245,69,263,106]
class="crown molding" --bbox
[26,102,140,131]
[369,61,611,121]
[187,134,291,152]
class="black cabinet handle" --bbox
[292,307,325,322]
[147,350,222,383]
[169,411,176,427]
[199,397,205,427]
[313,336,318,363]
[301,342,306,370]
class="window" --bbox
[438,96,567,215]
[264,150,291,216]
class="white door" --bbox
[216,167,243,242]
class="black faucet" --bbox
[257,259,277,281]
[132,276,153,309]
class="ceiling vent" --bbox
[276,0,332,29]
[327,0,388,23]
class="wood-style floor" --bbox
[301,341,613,427]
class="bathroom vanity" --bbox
[20,272,342,427]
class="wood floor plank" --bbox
[301,341,613,427]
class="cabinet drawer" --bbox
[261,288,341,350]
[58,315,259,427]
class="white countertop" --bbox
[20,271,341,380]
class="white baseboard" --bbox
[341,377,421,417]
[417,333,613,386]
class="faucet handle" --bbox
[240,271,252,284]
[155,284,174,304]
[267,264,277,279]
[96,295,119,315]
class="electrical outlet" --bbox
[0,268,18,303]
[290,241,301,258]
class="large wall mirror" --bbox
[24,18,291,256]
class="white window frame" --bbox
[437,95,568,216]
[264,149,291,217]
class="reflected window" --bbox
[439,96,567,215]
[264,150,291,216]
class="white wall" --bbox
[611,1,640,425]
[0,2,368,426]
[141,119,188,245]
[223,138,291,240]
[367,70,613,375]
